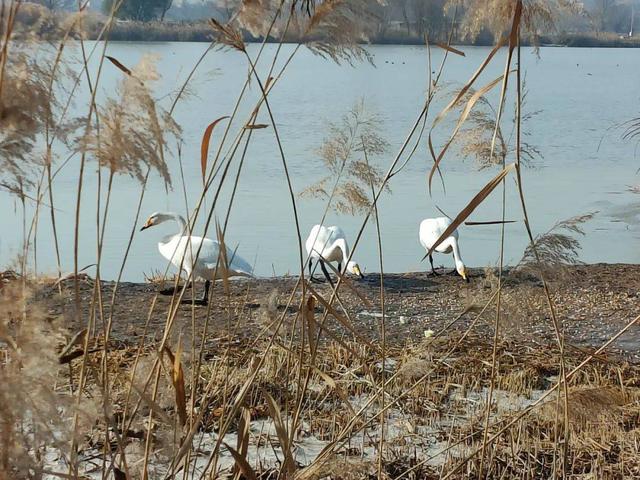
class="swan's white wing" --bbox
[224,244,253,275]
[306,225,331,258]
[180,235,209,274]
[419,217,458,251]
[195,237,253,276]
[326,225,346,242]
[306,225,348,263]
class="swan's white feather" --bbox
[147,212,253,280]
[419,217,458,254]
[305,224,349,264]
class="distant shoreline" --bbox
[91,21,640,48]
[14,5,640,48]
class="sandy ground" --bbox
[40,263,640,362]
[8,263,640,478]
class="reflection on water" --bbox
[1,43,639,280]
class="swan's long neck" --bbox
[450,238,463,266]
[336,239,350,268]
[171,214,187,236]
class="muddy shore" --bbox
[40,263,640,362]
[6,263,640,478]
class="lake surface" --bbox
[1,43,639,281]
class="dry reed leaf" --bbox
[321,260,372,307]
[304,295,317,353]
[57,328,87,362]
[232,408,252,480]
[244,123,268,129]
[428,74,507,193]
[264,390,297,475]
[429,37,505,130]
[163,344,187,427]
[423,163,516,260]
[216,221,231,295]
[106,55,132,76]
[426,38,505,191]
[224,442,259,480]
[201,116,229,185]
[465,220,517,225]
[435,42,465,56]
[306,284,375,349]
[131,382,173,426]
[311,366,357,416]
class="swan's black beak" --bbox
[140,219,153,231]
[359,272,365,280]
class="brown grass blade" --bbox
[216,221,231,294]
[422,163,516,261]
[131,383,173,426]
[224,442,258,480]
[265,76,275,90]
[311,366,357,416]
[106,56,132,76]
[162,344,187,427]
[320,261,373,308]
[244,123,269,129]
[429,37,505,130]
[435,42,465,57]
[58,328,87,361]
[303,295,317,353]
[264,391,297,475]
[509,1,523,47]
[232,408,252,480]
[465,220,517,226]
[306,284,376,350]
[426,38,505,194]
[200,116,230,185]
[428,74,507,193]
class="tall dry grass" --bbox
[1,0,639,479]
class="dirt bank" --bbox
[39,263,640,362]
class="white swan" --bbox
[305,224,363,284]
[141,212,253,304]
[419,217,468,281]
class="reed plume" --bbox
[300,100,389,215]
[79,55,180,186]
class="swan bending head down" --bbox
[419,217,468,282]
[345,261,363,277]
[140,211,184,232]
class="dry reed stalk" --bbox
[363,141,387,477]
[439,313,640,480]
[119,8,309,477]
[5,2,640,479]
[477,5,523,476]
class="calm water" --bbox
[1,43,639,280]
